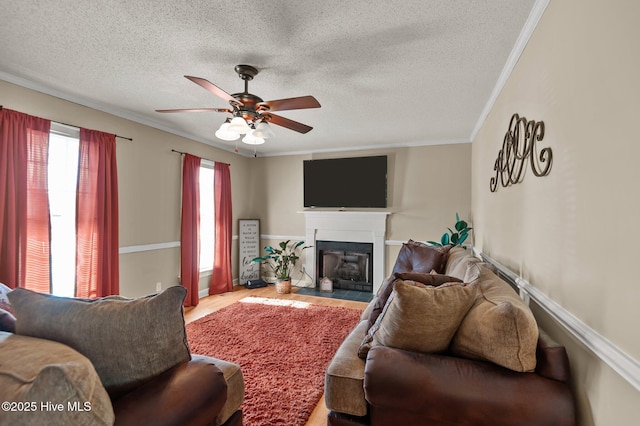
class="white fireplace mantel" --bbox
[301,210,391,294]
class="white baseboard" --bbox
[198,278,238,299]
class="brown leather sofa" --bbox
[325,245,575,426]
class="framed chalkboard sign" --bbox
[238,219,260,284]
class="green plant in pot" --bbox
[252,240,309,294]
[427,213,473,247]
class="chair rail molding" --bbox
[119,235,239,254]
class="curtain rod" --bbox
[171,149,230,166]
[0,105,132,141]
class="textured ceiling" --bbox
[0,0,537,156]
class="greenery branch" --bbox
[427,213,472,247]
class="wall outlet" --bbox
[155,282,162,292]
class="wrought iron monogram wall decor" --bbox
[490,113,552,192]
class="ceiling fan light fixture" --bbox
[242,131,265,145]
[252,120,275,139]
[228,116,251,134]
[215,121,240,141]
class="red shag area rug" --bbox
[186,297,361,426]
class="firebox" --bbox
[315,240,373,292]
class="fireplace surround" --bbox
[302,211,390,294]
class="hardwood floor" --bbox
[184,285,368,426]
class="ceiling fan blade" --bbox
[264,113,313,134]
[155,108,232,113]
[184,75,242,106]
[257,95,321,112]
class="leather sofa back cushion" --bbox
[368,280,477,355]
[8,286,191,396]
[451,265,539,372]
[392,241,449,275]
[0,332,114,425]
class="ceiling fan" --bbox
[156,64,321,145]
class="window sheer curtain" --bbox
[0,108,51,292]
[76,128,119,298]
[209,161,232,295]
[181,154,201,306]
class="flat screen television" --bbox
[303,155,387,208]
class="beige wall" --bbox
[254,144,472,277]
[471,0,640,424]
[0,80,256,298]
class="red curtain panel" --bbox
[76,128,119,298]
[181,154,201,306]
[0,108,51,292]
[209,161,232,295]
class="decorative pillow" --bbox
[367,273,462,332]
[443,246,473,275]
[450,267,538,372]
[358,280,476,358]
[0,283,13,314]
[392,241,450,275]
[446,253,481,281]
[0,308,16,333]
[0,332,114,425]
[8,286,191,395]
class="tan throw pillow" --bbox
[450,267,538,372]
[0,333,114,425]
[446,253,481,281]
[8,286,191,395]
[365,273,463,334]
[362,280,476,356]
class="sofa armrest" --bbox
[112,358,227,426]
[536,328,571,382]
[364,346,575,426]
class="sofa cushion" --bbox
[451,265,538,372]
[0,308,16,333]
[325,320,369,417]
[392,241,450,275]
[0,332,114,425]
[8,286,191,395]
[366,280,476,355]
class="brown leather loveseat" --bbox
[325,243,575,425]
